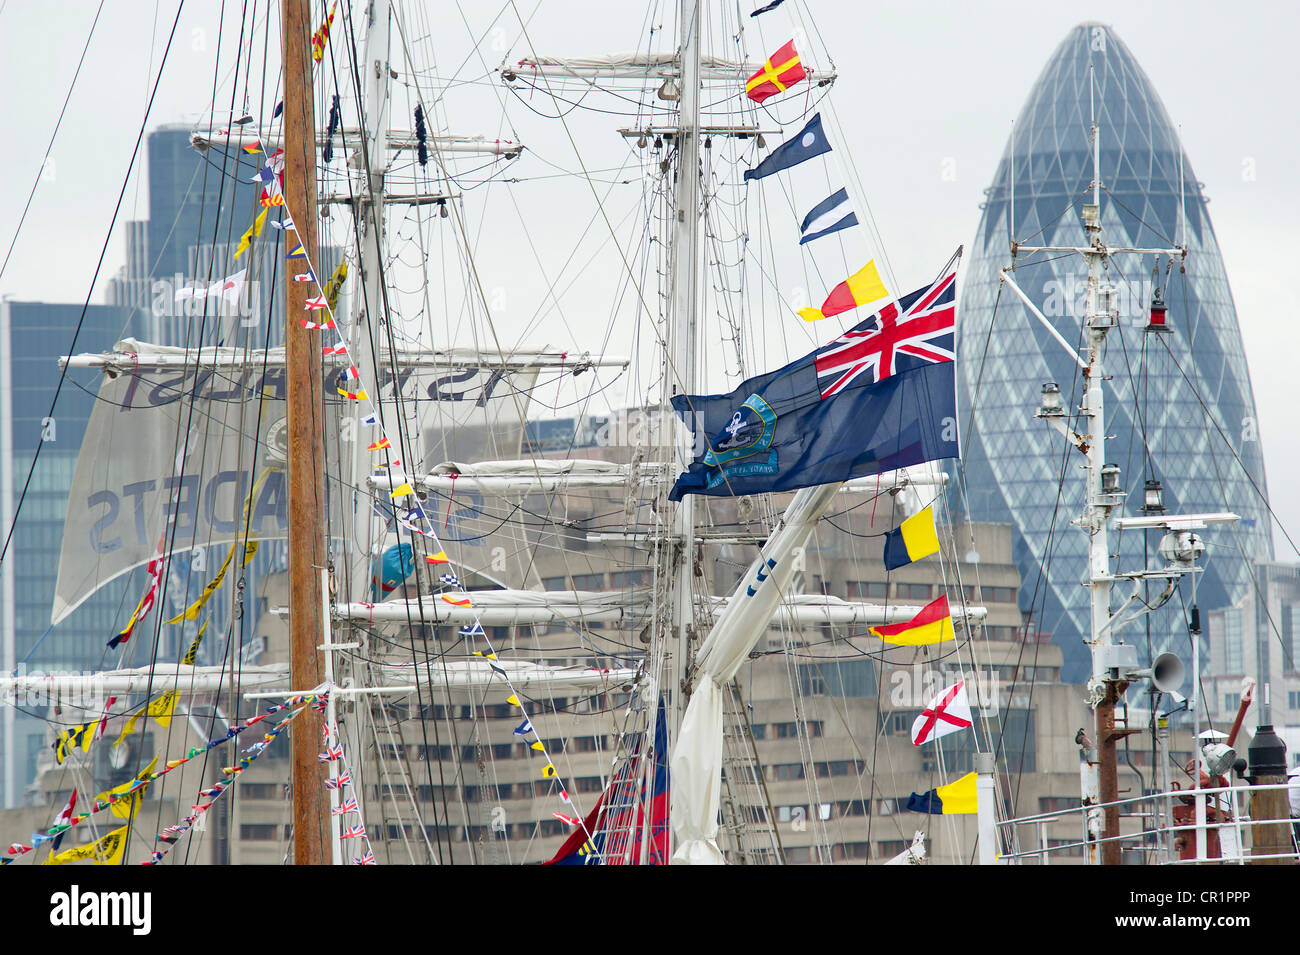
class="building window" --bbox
[541,576,566,591]
[839,841,871,860]
[1289,690,1300,710]
[814,760,864,778]
[1225,692,1241,712]
[846,580,887,600]
[1287,604,1300,672]
[776,805,804,823]
[571,573,604,590]
[1048,838,1084,858]
[1037,796,1075,814]
[798,660,876,697]
[750,723,766,739]
[1224,608,1243,673]
[240,824,279,841]
[897,583,932,600]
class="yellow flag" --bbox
[542,764,557,778]
[934,772,978,815]
[390,482,414,499]
[181,619,211,666]
[530,741,544,751]
[53,722,95,764]
[116,689,179,745]
[234,208,269,259]
[506,694,520,707]
[325,260,348,312]
[147,693,177,730]
[96,755,160,820]
[168,547,235,623]
[44,825,129,866]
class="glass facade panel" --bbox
[957,25,1271,681]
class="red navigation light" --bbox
[1147,292,1168,330]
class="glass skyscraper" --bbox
[958,24,1272,682]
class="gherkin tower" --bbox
[958,23,1271,681]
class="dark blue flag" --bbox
[800,187,858,244]
[906,789,943,814]
[669,264,960,500]
[744,113,831,182]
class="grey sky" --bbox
[1,0,1297,552]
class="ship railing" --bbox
[996,781,1298,864]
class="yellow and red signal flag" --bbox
[440,593,473,608]
[745,39,807,104]
[367,436,391,451]
[241,141,262,154]
[869,594,955,646]
[424,551,449,565]
[234,208,268,259]
[311,1,337,63]
[798,260,889,322]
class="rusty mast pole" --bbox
[283,0,327,866]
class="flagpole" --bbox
[283,0,328,866]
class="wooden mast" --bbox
[282,0,327,866]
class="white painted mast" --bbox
[1012,105,1224,865]
[662,0,703,765]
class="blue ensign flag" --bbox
[669,263,960,500]
[743,113,831,182]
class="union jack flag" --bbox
[813,268,956,399]
[318,744,344,762]
[325,772,352,790]
[332,798,359,816]
[353,850,376,865]
[342,824,367,839]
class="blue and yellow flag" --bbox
[882,506,940,570]
[907,771,977,815]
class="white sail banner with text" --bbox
[53,343,537,623]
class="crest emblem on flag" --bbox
[699,393,779,487]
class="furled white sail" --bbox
[670,482,841,865]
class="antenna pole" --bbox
[283,0,328,866]
[1080,120,1117,865]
